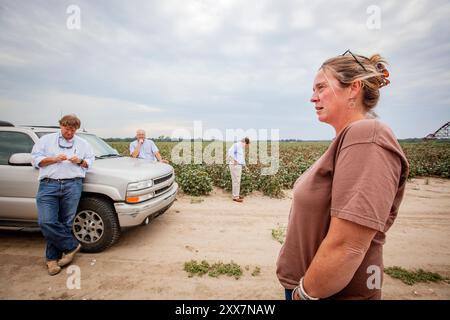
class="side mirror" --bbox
[9,153,32,166]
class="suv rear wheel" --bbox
[73,197,121,253]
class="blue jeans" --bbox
[36,178,83,261]
[285,289,293,300]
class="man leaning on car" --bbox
[129,129,168,163]
[31,114,94,275]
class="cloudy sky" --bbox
[0,0,449,140]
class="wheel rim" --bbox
[73,210,105,244]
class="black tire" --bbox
[73,197,121,253]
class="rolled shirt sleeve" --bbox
[227,143,239,163]
[330,143,402,232]
[81,141,95,169]
[227,145,234,160]
[129,141,136,155]
[150,140,159,154]
[31,136,47,169]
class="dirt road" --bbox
[1,177,449,299]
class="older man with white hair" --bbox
[129,129,168,163]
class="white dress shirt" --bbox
[227,142,246,166]
[31,131,95,180]
[129,139,159,161]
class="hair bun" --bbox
[369,54,390,88]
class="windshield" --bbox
[35,131,55,138]
[78,133,119,157]
[35,131,119,158]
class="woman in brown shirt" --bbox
[276,51,409,300]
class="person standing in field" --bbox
[129,129,168,163]
[227,137,250,202]
[276,51,409,300]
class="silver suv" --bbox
[0,122,178,252]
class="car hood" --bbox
[86,156,173,182]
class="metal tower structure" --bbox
[425,121,450,140]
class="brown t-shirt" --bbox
[276,119,409,300]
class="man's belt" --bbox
[41,177,83,182]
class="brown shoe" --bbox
[58,244,81,267]
[233,198,243,203]
[47,260,61,276]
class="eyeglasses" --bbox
[342,49,367,72]
[58,136,74,149]
[342,49,390,88]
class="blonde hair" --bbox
[320,53,389,116]
[59,114,81,129]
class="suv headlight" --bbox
[126,192,154,203]
[127,179,153,191]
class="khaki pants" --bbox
[229,164,242,198]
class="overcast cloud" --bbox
[0,0,449,139]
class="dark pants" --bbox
[36,178,82,261]
[285,289,293,300]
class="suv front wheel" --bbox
[73,197,121,253]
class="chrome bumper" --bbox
[114,182,178,227]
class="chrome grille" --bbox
[154,172,173,185]
[154,183,173,196]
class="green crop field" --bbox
[108,140,450,197]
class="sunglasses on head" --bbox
[341,49,390,88]
[342,49,368,72]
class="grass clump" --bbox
[271,225,286,244]
[384,266,450,285]
[184,260,210,277]
[208,261,243,280]
[190,197,204,204]
[251,266,261,277]
[184,260,243,280]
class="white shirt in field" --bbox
[129,139,159,161]
[227,142,246,166]
[31,131,95,180]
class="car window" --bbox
[77,133,119,157]
[0,131,35,165]
[35,131,54,138]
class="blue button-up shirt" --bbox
[31,131,95,180]
[129,139,159,161]
[227,142,246,166]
